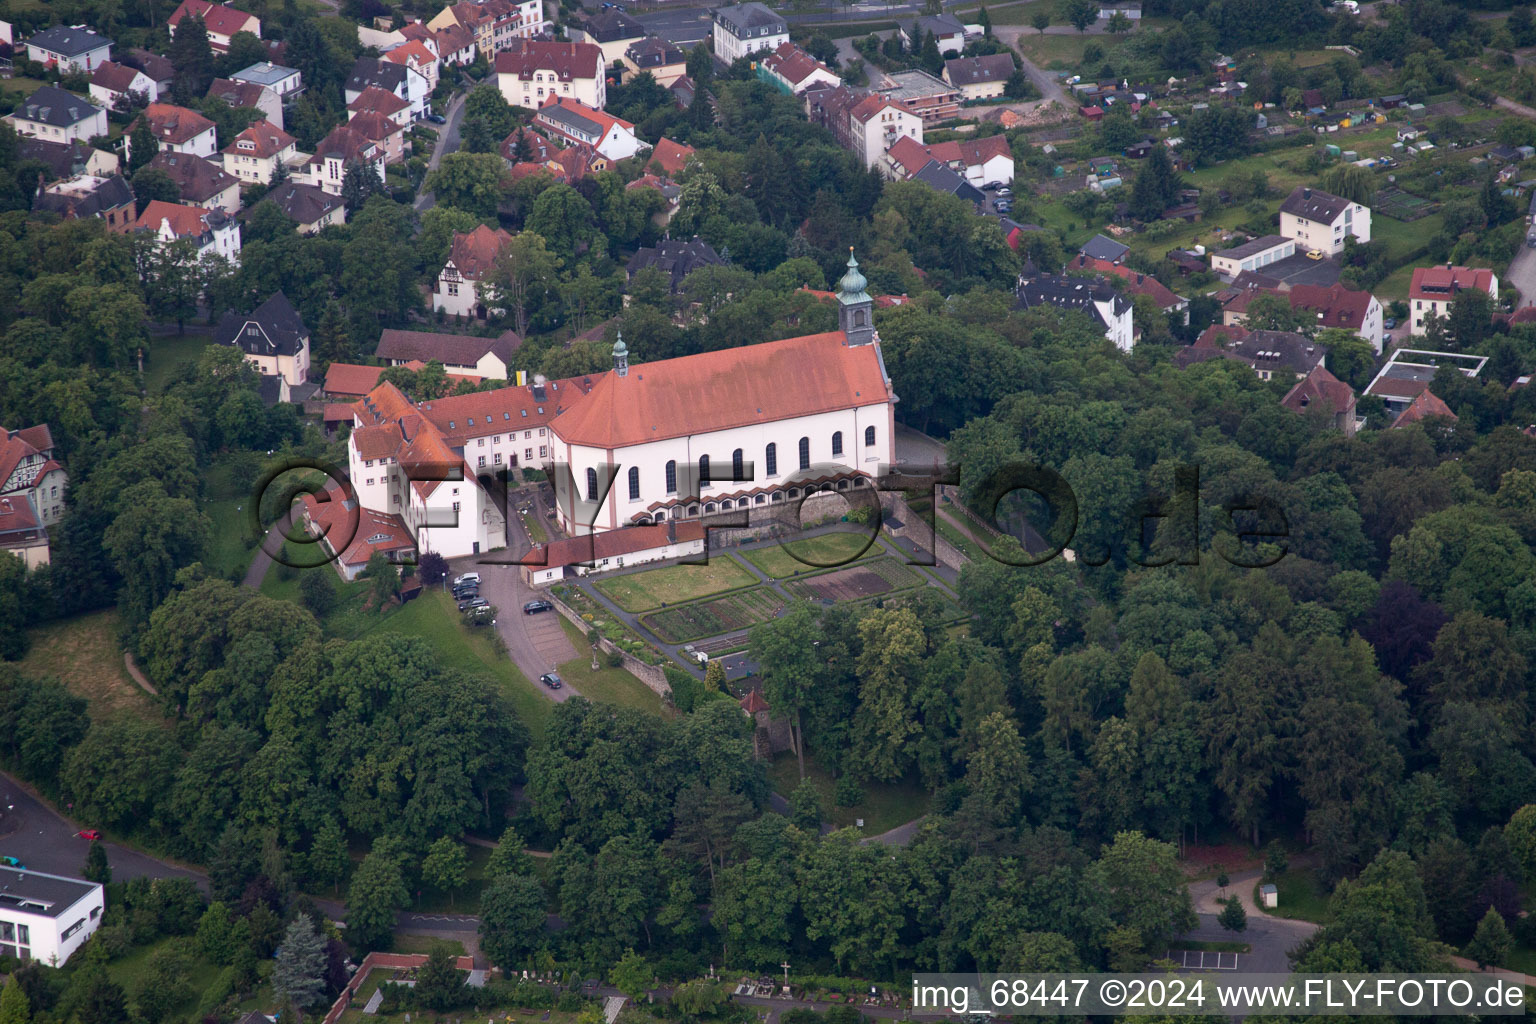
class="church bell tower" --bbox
[836,248,875,346]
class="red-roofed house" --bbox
[1409,264,1498,336]
[1281,364,1358,436]
[382,39,440,91]
[523,519,706,584]
[347,111,409,165]
[1392,389,1457,429]
[169,0,261,52]
[221,118,297,184]
[758,41,840,96]
[348,85,412,129]
[925,133,1014,186]
[133,199,241,262]
[206,76,283,130]
[134,102,218,158]
[1069,254,1187,322]
[298,124,386,196]
[882,133,933,180]
[434,224,514,319]
[299,481,417,580]
[648,137,695,176]
[534,96,647,161]
[434,23,478,67]
[0,423,67,568]
[495,39,605,110]
[324,362,392,400]
[89,61,157,108]
[1288,282,1384,352]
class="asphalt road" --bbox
[1183,870,1318,974]
[1506,235,1536,309]
[415,90,469,213]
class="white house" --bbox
[534,97,647,161]
[376,328,519,379]
[925,133,1013,186]
[206,77,284,129]
[215,291,310,386]
[433,224,513,319]
[4,86,107,145]
[133,199,242,264]
[382,39,440,92]
[495,40,606,111]
[231,62,303,102]
[344,251,896,555]
[137,103,219,159]
[524,519,706,584]
[0,866,105,966]
[847,93,923,170]
[1017,271,1135,351]
[942,54,1015,101]
[297,124,386,196]
[24,25,113,73]
[1408,265,1498,336]
[1278,185,1371,254]
[759,41,840,96]
[899,14,966,55]
[221,118,298,184]
[168,0,261,52]
[344,57,431,119]
[1289,282,1385,354]
[88,61,156,108]
[0,423,67,568]
[711,2,787,64]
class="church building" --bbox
[342,252,897,558]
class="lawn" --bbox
[554,617,667,715]
[107,937,228,1021]
[639,587,786,643]
[143,330,215,394]
[1259,867,1332,925]
[592,555,757,612]
[767,752,931,835]
[741,530,881,578]
[1010,32,1098,70]
[390,934,468,956]
[20,610,162,723]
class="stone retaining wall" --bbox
[546,591,672,698]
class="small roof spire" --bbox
[836,247,869,304]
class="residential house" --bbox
[4,86,108,145]
[1097,0,1141,17]
[382,39,440,92]
[1081,233,1130,264]
[88,61,156,108]
[622,37,688,85]
[123,50,175,98]
[300,479,418,581]
[231,62,303,103]
[943,53,1015,101]
[220,118,297,185]
[648,137,695,176]
[758,41,839,96]
[347,111,409,165]
[348,86,413,129]
[433,23,478,67]
[569,9,646,65]
[899,13,966,54]
[912,159,983,202]
[168,0,260,52]
[206,77,283,129]
[0,867,102,961]
[711,3,787,64]
[17,137,118,179]
[1408,264,1499,335]
[1227,329,1325,381]
[133,199,242,263]
[495,40,606,110]
[1288,281,1384,353]
[1281,364,1358,436]
[1067,253,1187,323]
[1390,389,1458,429]
[375,329,520,379]
[626,173,681,226]
[926,133,1013,186]
[877,68,961,123]
[1210,234,1295,280]
[147,151,241,214]
[433,224,514,319]
[135,103,218,159]
[215,291,311,386]
[427,0,547,59]
[534,96,646,160]
[626,235,726,293]
[1278,185,1371,254]
[268,181,346,234]
[0,424,66,568]
[298,124,386,196]
[1015,269,1135,350]
[808,85,923,170]
[32,173,133,230]
[1363,348,1487,418]
[669,75,697,109]
[24,25,112,73]
[344,57,430,120]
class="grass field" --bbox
[741,531,880,578]
[592,555,757,612]
[19,610,162,722]
[767,753,931,835]
[554,617,667,715]
[143,331,215,394]
[107,937,229,1022]
[639,586,786,643]
[1260,867,1332,924]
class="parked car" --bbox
[982,180,1002,191]
[1383,317,1397,330]
[540,672,564,689]
[996,186,1012,196]
[459,597,489,611]
[524,600,553,614]
[427,113,447,124]
[78,829,102,840]
[995,201,1013,213]
[1305,249,1325,260]
[454,573,481,587]
[1,856,24,868]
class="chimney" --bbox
[1302,187,1311,198]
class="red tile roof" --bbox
[1409,265,1496,301]
[501,126,557,164]
[140,103,216,145]
[1392,389,1457,428]
[383,39,437,70]
[223,117,293,158]
[884,133,932,178]
[1288,282,1375,330]
[91,61,148,94]
[848,93,911,124]
[536,95,635,139]
[552,331,893,448]
[300,481,416,568]
[494,40,602,82]
[761,41,834,87]
[1070,254,1183,309]
[648,137,695,176]
[169,0,259,38]
[927,133,1010,167]
[324,362,390,397]
[536,519,705,569]
[1281,364,1356,417]
[348,85,411,118]
[739,689,770,713]
[206,77,270,110]
[348,111,405,144]
[134,199,213,238]
[447,224,514,282]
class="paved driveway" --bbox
[1506,238,1536,308]
[1181,870,1319,974]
